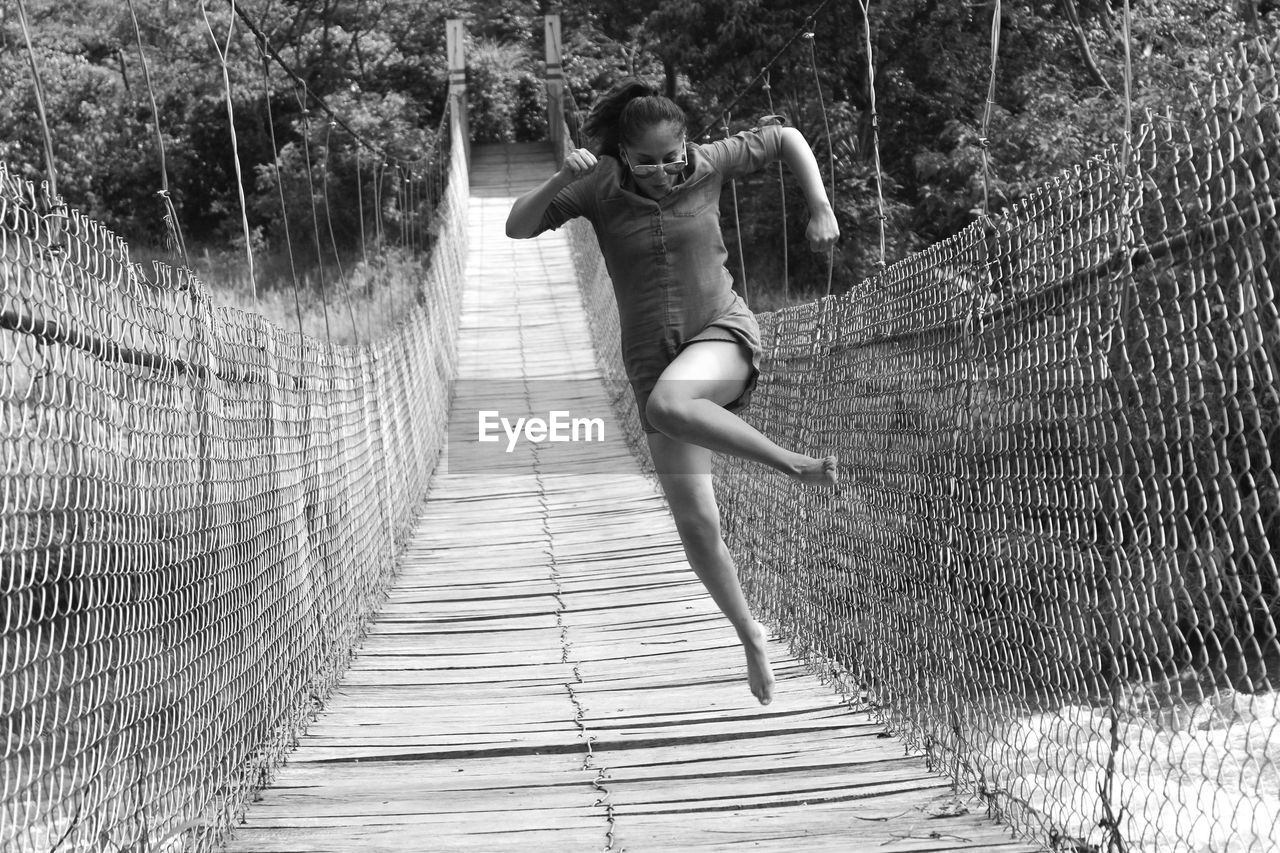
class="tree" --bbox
[1,0,1275,300]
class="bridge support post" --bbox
[544,14,565,162]
[446,18,469,167]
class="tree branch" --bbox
[1059,0,1114,93]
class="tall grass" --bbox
[191,245,429,347]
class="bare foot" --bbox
[791,454,839,488]
[738,622,776,705]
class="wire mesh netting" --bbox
[568,41,1279,852]
[0,116,467,852]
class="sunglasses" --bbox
[621,148,687,178]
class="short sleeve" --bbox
[698,124,785,180]
[533,175,594,235]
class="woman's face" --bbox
[621,121,686,200]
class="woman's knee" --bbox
[663,487,723,545]
[645,384,693,436]
[673,506,724,556]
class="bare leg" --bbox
[648,432,776,705]
[645,340,838,487]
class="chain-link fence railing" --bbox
[1,114,467,853]
[569,40,1278,853]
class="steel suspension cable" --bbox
[229,0,427,171]
[296,91,333,343]
[236,0,446,307]
[1100,7,1139,849]
[802,24,836,295]
[201,0,258,303]
[125,0,190,269]
[563,79,587,149]
[411,164,421,252]
[13,0,57,204]
[373,161,385,248]
[397,166,408,247]
[855,0,888,271]
[322,120,362,346]
[693,0,836,141]
[355,149,369,267]
[412,166,421,252]
[723,111,750,305]
[1113,0,1138,334]
[402,164,413,252]
[979,0,1002,220]
[762,72,789,300]
[257,37,305,339]
[404,167,413,248]
[1120,0,1134,170]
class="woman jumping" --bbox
[505,79,839,706]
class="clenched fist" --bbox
[557,148,598,182]
[806,205,840,253]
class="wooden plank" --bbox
[224,826,605,853]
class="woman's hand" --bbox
[806,204,840,253]
[557,148,598,183]
[506,149,596,239]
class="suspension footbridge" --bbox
[215,142,1037,852]
[2,9,1278,853]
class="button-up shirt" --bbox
[534,125,784,385]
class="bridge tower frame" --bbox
[544,14,565,160]
[446,18,469,166]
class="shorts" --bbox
[627,304,763,435]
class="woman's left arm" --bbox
[778,127,840,253]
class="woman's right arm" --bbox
[505,148,598,239]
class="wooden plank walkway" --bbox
[221,143,1042,852]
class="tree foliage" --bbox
[0,0,1275,300]
[0,0,447,269]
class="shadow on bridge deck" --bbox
[221,143,1042,853]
